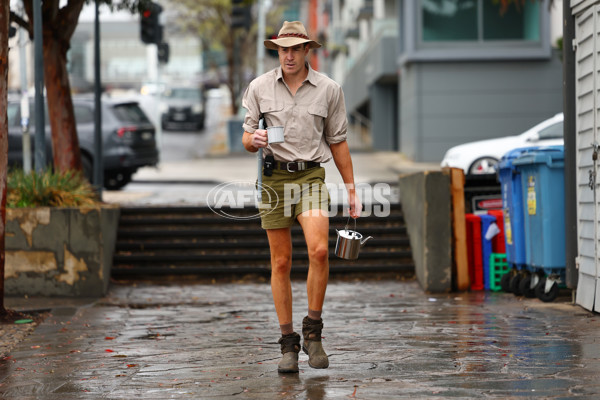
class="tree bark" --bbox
[40,0,85,173]
[19,0,85,173]
[226,31,237,116]
[43,34,82,172]
[0,0,10,315]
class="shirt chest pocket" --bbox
[307,104,328,132]
[259,101,285,127]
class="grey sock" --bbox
[280,322,294,335]
[308,309,322,321]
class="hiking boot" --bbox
[277,332,301,373]
[302,316,329,369]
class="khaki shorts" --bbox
[258,167,330,229]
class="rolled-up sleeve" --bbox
[324,85,348,144]
[242,83,259,134]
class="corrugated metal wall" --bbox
[575,4,600,312]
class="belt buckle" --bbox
[286,162,297,172]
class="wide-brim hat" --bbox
[264,21,322,50]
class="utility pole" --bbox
[18,18,31,174]
[256,0,266,77]
[93,0,103,194]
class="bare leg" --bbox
[297,208,330,369]
[267,227,301,373]
[266,228,293,328]
[297,209,330,314]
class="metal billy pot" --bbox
[335,217,373,260]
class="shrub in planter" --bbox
[7,169,99,208]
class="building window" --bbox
[421,0,540,43]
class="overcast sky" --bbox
[78,3,137,23]
[9,1,138,24]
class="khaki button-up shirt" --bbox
[242,63,348,163]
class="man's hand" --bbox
[251,129,268,149]
[243,130,268,152]
[348,189,362,219]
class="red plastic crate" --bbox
[465,214,484,291]
[488,210,506,253]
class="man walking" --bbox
[242,21,361,373]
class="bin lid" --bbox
[512,145,564,167]
[498,146,541,171]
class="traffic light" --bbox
[158,42,169,64]
[140,1,163,44]
[231,0,251,30]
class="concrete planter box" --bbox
[399,170,452,293]
[5,205,120,297]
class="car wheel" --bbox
[81,155,93,184]
[468,157,499,175]
[104,171,132,191]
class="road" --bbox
[102,89,237,206]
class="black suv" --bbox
[161,87,206,131]
[7,96,159,190]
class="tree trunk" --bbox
[0,0,10,315]
[43,34,82,172]
[227,31,237,116]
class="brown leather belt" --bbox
[275,161,320,172]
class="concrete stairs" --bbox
[111,204,414,278]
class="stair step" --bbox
[117,214,405,226]
[116,226,407,237]
[113,249,413,263]
[115,238,411,251]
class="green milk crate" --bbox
[489,253,509,292]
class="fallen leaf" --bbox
[126,364,137,368]
[105,337,115,340]
[105,349,114,353]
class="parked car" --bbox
[161,86,206,131]
[7,96,159,190]
[440,113,564,176]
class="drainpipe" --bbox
[563,0,577,290]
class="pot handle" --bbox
[344,216,357,232]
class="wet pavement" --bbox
[1,279,599,399]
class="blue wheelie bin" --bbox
[512,146,565,302]
[497,147,539,295]
[480,214,496,291]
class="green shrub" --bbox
[7,169,100,208]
